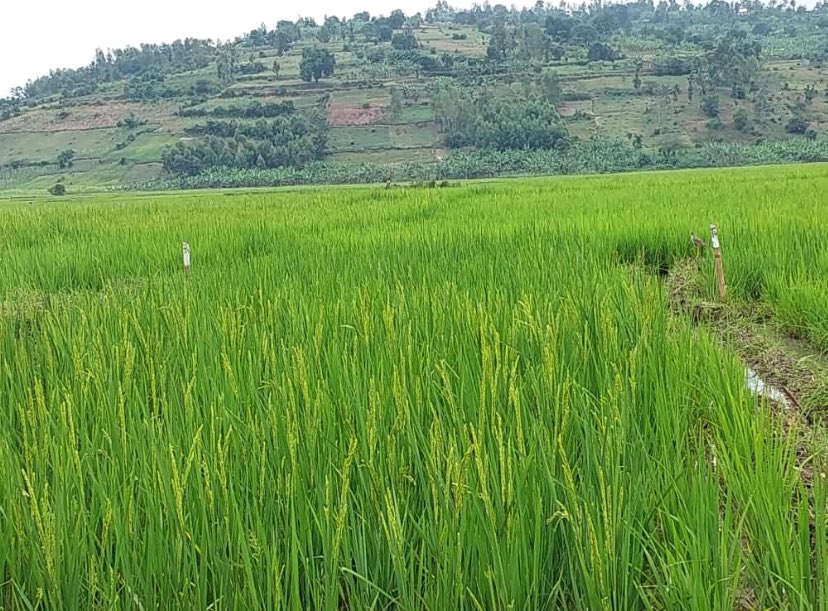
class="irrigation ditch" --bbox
[666,256,828,485]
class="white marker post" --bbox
[709,225,726,300]
[182,242,191,276]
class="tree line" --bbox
[179,101,295,119]
[17,39,217,100]
[162,105,328,176]
[431,79,569,151]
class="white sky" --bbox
[0,0,462,96]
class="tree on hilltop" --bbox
[300,48,336,83]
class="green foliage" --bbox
[804,84,818,104]
[652,56,692,76]
[701,94,720,118]
[588,42,620,62]
[391,30,419,51]
[18,40,217,101]
[217,47,238,86]
[433,82,568,151]
[541,68,563,105]
[389,9,407,30]
[3,166,828,608]
[486,23,515,61]
[545,13,574,41]
[753,22,773,36]
[190,79,214,95]
[734,108,750,131]
[693,34,761,96]
[238,61,267,75]
[56,149,75,169]
[0,98,19,121]
[269,21,301,56]
[179,101,295,119]
[116,113,148,129]
[515,23,552,62]
[123,72,175,100]
[786,115,810,134]
[162,112,328,175]
[140,139,828,190]
[389,86,403,121]
[300,47,336,83]
[372,23,394,42]
[47,182,66,195]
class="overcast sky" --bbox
[0,0,470,96]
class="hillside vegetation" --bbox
[1,1,828,192]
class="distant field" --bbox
[416,24,489,57]
[1,165,827,608]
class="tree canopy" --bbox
[299,48,336,83]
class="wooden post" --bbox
[182,242,191,276]
[709,225,726,300]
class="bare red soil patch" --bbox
[328,103,386,127]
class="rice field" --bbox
[1,164,828,609]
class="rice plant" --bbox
[1,164,827,609]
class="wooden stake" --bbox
[709,224,726,300]
[182,242,191,276]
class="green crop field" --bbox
[1,165,828,609]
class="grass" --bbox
[330,125,392,151]
[102,132,176,164]
[397,105,434,124]
[389,124,439,149]
[0,165,827,609]
[0,129,124,165]
[329,123,438,153]
[415,25,488,57]
[328,148,439,164]
[333,88,390,105]
[10,161,164,192]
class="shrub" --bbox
[587,42,620,62]
[786,116,810,134]
[57,149,76,169]
[734,108,750,132]
[48,183,66,196]
[700,95,720,118]
[117,114,148,129]
[652,56,691,76]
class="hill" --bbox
[1,1,828,193]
